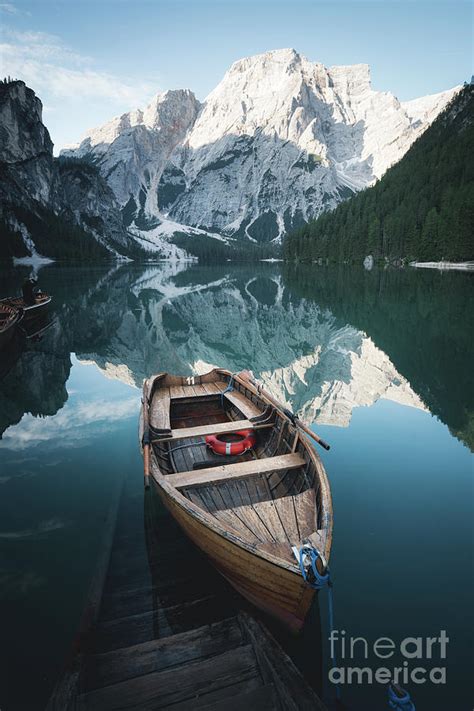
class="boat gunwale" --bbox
[141,368,333,575]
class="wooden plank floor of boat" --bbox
[47,460,327,711]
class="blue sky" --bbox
[0,0,472,151]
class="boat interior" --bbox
[149,372,325,561]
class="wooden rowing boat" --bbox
[0,302,23,349]
[139,368,333,632]
[1,293,52,317]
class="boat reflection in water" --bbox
[0,306,56,379]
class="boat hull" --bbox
[152,477,315,632]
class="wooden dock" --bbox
[47,466,328,710]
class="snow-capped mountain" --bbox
[64,49,460,246]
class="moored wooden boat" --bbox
[1,292,52,317]
[0,302,23,349]
[139,368,333,632]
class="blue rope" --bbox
[221,374,235,407]
[299,546,341,702]
[388,685,416,711]
[298,546,330,589]
[298,549,417,711]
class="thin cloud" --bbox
[0,2,30,15]
[2,28,93,66]
[0,25,157,107]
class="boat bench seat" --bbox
[150,388,171,431]
[222,389,263,419]
[150,381,225,430]
[154,418,274,442]
[169,382,226,398]
[167,453,305,489]
[167,381,263,420]
[150,381,263,433]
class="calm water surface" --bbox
[0,263,472,711]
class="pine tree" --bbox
[284,85,474,263]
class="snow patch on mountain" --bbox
[128,215,232,260]
[130,267,228,301]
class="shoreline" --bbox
[409,260,474,272]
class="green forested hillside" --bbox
[284,85,474,263]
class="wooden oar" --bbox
[282,408,331,451]
[235,371,331,451]
[142,379,151,489]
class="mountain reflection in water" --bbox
[1,262,473,451]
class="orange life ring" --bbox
[205,428,256,456]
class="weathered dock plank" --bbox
[78,644,259,710]
[47,468,328,711]
[93,595,232,653]
[197,684,278,711]
[84,617,243,691]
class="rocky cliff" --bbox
[0,80,135,261]
[65,49,459,246]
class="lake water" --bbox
[0,262,472,711]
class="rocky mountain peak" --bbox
[142,89,201,130]
[63,88,200,217]
[61,50,460,251]
[228,48,302,75]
